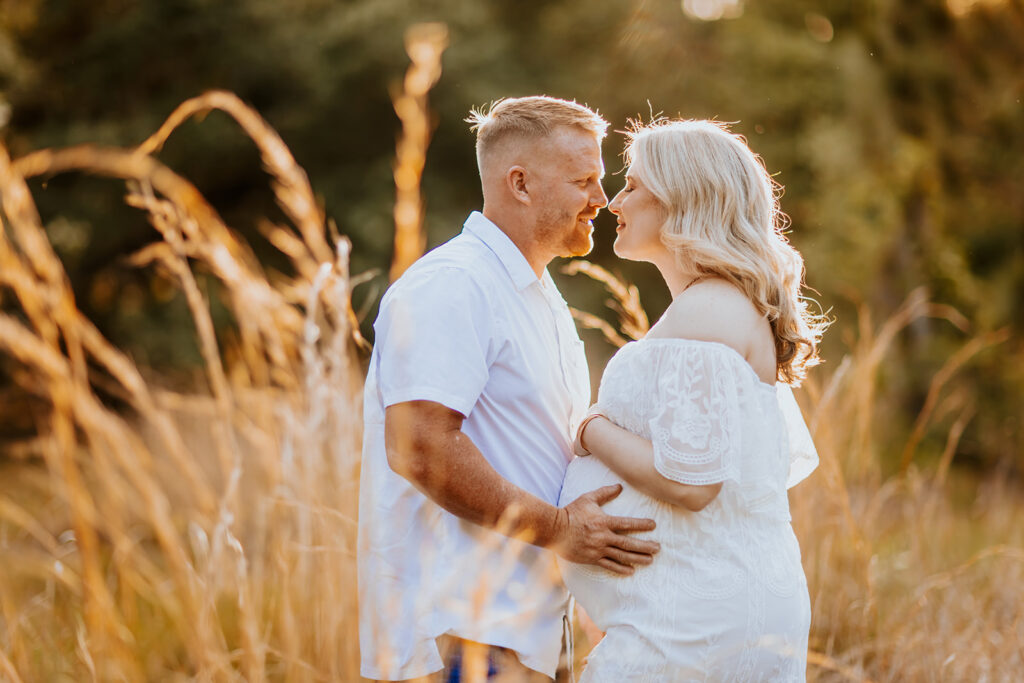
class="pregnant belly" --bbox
[557,457,665,629]
[558,456,663,518]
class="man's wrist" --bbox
[526,503,565,552]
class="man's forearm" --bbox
[392,427,567,548]
[385,402,659,572]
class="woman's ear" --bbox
[506,166,531,205]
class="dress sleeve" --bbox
[374,266,493,418]
[647,346,743,487]
[777,384,819,488]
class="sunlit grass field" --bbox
[1,40,1021,682]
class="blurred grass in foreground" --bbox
[0,35,1022,683]
[0,88,364,680]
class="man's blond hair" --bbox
[466,96,608,168]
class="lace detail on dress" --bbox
[647,342,745,486]
[559,339,816,682]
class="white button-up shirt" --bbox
[358,212,591,680]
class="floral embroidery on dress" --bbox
[559,339,817,682]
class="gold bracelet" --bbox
[574,412,607,457]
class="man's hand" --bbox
[552,484,659,575]
[385,402,659,569]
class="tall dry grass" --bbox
[0,24,450,681]
[788,294,1021,682]
[0,25,1021,683]
[0,89,364,679]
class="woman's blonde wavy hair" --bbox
[625,119,827,384]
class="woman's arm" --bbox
[578,415,722,511]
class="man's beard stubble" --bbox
[562,225,594,258]
[537,208,594,259]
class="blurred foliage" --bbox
[1,0,1022,473]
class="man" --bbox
[358,96,660,682]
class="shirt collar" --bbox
[462,211,541,291]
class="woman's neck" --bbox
[655,259,703,299]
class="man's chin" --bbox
[561,236,594,259]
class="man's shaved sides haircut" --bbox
[466,96,609,169]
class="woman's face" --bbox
[608,164,668,262]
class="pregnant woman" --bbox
[559,119,826,681]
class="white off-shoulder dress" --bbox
[558,338,818,682]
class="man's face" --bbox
[530,128,608,258]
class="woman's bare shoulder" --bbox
[650,278,769,357]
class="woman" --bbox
[558,119,826,682]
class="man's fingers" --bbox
[587,484,623,506]
[604,547,655,568]
[611,535,661,556]
[597,557,634,576]
[607,514,656,533]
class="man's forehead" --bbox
[548,126,602,151]
[494,127,603,174]
[545,129,604,170]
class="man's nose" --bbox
[592,184,609,209]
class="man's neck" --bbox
[482,208,550,278]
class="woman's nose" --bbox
[608,191,623,215]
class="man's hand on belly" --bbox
[385,401,659,574]
[552,484,660,575]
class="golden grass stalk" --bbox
[562,259,650,347]
[842,287,970,480]
[137,90,334,270]
[390,23,449,283]
[898,328,1009,474]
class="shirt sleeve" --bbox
[374,266,493,418]
[646,345,743,486]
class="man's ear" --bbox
[506,166,531,205]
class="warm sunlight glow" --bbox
[805,13,834,42]
[681,0,743,21]
[947,0,1010,16]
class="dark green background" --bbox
[2,0,1021,474]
